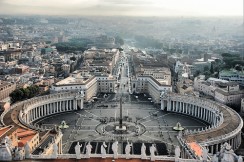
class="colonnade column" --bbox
[74,99,77,110]
[44,104,47,116]
[69,100,72,110]
[59,101,61,112]
[183,103,185,113]
[38,106,40,118]
[167,100,171,111]
[179,101,182,112]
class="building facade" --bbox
[194,76,244,108]
[219,69,244,86]
[131,76,172,103]
[0,80,16,102]
[50,75,97,102]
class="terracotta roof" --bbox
[16,128,37,147]
[16,128,36,137]
[188,142,202,157]
[18,134,36,147]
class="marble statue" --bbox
[24,143,31,159]
[0,137,13,161]
[13,146,25,160]
[150,144,157,161]
[178,130,182,138]
[101,142,107,158]
[211,142,243,162]
[75,142,82,159]
[86,142,92,158]
[52,143,58,159]
[125,142,132,159]
[211,154,218,162]
[141,143,147,159]
[175,146,181,161]
[112,141,119,159]
[3,136,12,148]
[202,146,208,162]
[238,156,243,162]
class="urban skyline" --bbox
[0,0,243,16]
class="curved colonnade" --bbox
[161,93,243,155]
[17,92,84,129]
[1,91,242,158]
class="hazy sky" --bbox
[0,0,243,16]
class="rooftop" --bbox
[207,78,228,83]
[0,81,15,89]
[184,97,242,143]
[214,88,244,96]
[55,76,95,86]
[220,69,244,76]
[188,142,203,157]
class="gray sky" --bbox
[0,0,243,16]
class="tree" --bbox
[210,63,214,74]
[221,53,242,69]
[10,85,40,103]
[10,89,24,102]
[203,66,209,72]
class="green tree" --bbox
[10,85,40,103]
[203,66,209,72]
[210,63,214,74]
[221,53,242,69]
[10,89,24,102]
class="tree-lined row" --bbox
[53,38,93,52]
[10,85,40,103]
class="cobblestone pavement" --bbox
[35,99,208,154]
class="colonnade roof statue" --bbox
[211,142,243,162]
[75,142,82,159]
[76,90,84,99]
[101,142,107,158]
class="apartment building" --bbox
[0,80,16,102]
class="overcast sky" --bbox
[0,0,243,16]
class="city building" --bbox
[50,70,117,101]
[96,74,116,93]
[0,80,16,102]
[50,71,97,102]
[219,69,244,86]
[194,76,244,108]
[131,76,172,103]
